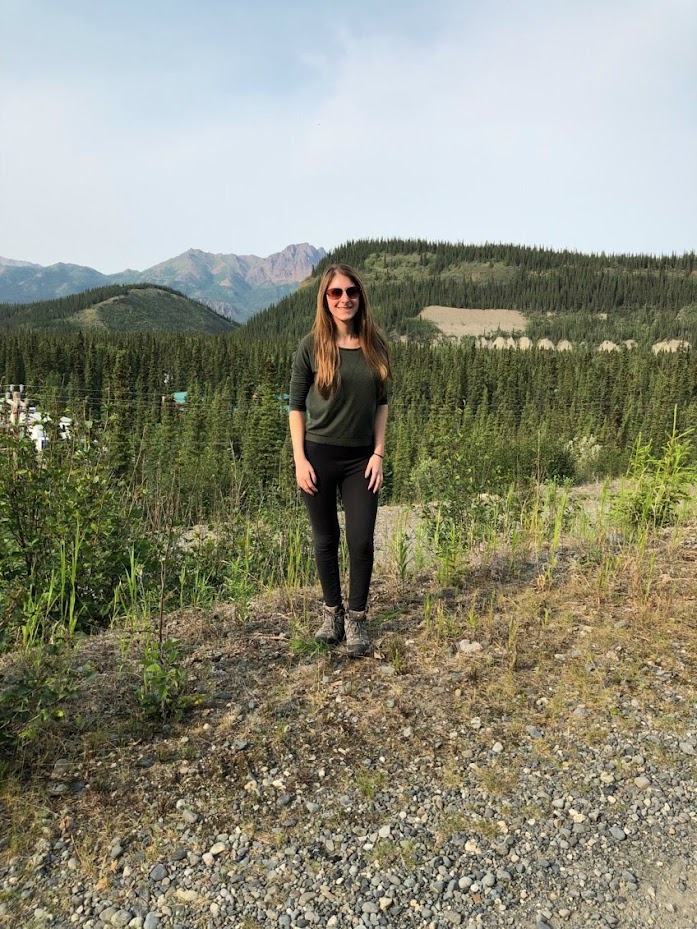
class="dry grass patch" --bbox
[419,306,528,338]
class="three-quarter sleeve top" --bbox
[289,334,388,447]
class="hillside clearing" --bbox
[419,306,528,337]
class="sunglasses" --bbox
[325,286,360,300]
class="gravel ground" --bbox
[1,515,696,929]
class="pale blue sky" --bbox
[1,0,695,271]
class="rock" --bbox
[143,915,160,929]
[51,758,73,779]
[443,911,462,925]
[111,911,133,927]
[209,842,226,856]
[526,726,543,739]
[610,826,626,841]
[149,864,167,882]
[492,742,504,754]
[378,825,391,839]
[679,741,695,756]
[457,640,483,655]
[176,889,198,903]
[634,776,651,790]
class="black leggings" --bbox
[301,441,378,612]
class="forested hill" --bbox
[0,284,237,334]
[243,240,697,347]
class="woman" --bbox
[289,263,391,657]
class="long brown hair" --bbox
[312,263,391,398]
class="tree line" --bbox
[1,329,694,519]
[246,240,697,344]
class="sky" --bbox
[1,0,696,272]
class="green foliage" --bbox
[0,284,234,333]
[0,425,156,645]
[289,637,330,657]
[137,637,193,719]
[0,645,86,753]
[612,416,696,532]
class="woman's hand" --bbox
[295,457,318,495]
[365,453,384,493]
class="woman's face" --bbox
[325,272,361,330]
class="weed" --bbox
[369,839,418,869]
[381,634,409,674]
[0,644,86,754]
[289,637,330,658]
[355,769,386,799]
[137,637,195,720]
[391,512,413,586]
[612,415,696,534]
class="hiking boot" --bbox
[345,609,371,658]
[314,604,345,646]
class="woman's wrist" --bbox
[372,451,384,459]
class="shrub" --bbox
[612,416,696,532]
[0,425,157,646]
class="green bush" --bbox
[0,425,157,646]
[612,417,696,532]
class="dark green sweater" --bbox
[289,334,388,447]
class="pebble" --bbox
[149,865,167,882]
[110,911,132,927]
[6,625,697,929]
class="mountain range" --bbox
[0,243,326,322]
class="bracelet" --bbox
[373,452,384,458]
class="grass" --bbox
[1,459,696,923]
[355,769,386,799]
[369,838,419,869]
